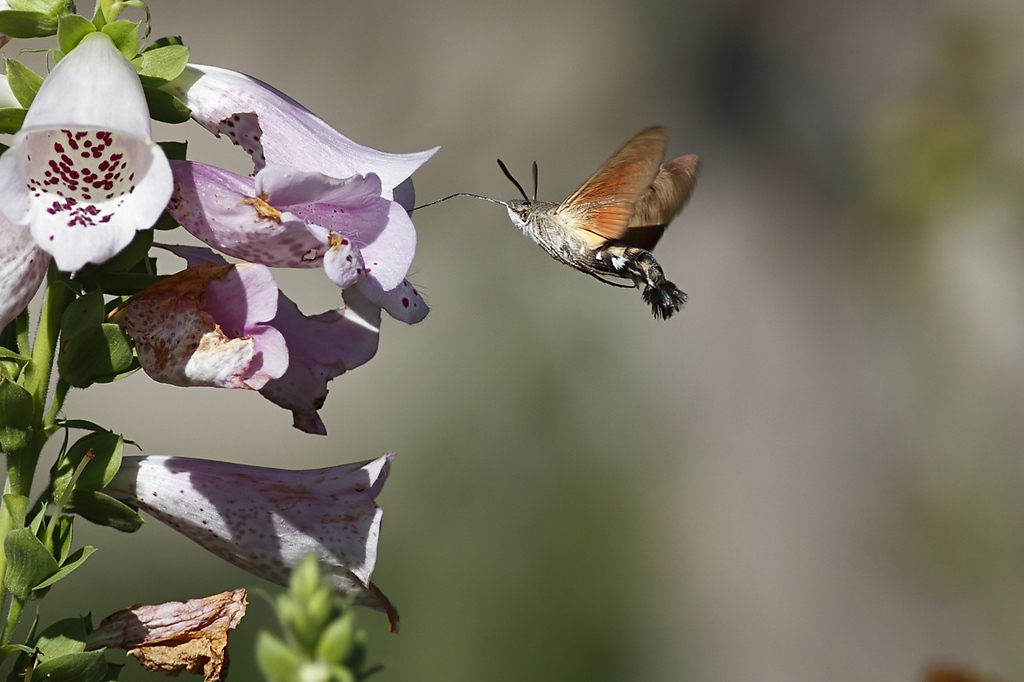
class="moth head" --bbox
[505,199,534,228]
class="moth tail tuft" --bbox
[642,281,687,320]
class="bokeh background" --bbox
[37,0,1024,680]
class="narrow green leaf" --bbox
[52,513,73,563]
[52,419,112,434]
[66,490,143,533]
[3,58,43,109]
[35,545,97,589]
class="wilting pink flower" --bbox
[119,263,288,390]
[87,589,247,682]
[144,246,384,434]
[0,31,172,272]
[161,64,434,321]
[106,454,399,631]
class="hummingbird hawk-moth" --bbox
[418,126,700,319]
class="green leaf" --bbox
[2,495,30,529]
[0,10,58,38]
[33,615,87,656]
[0,377,34,453]
[143,84,191,123]
[4,58,43,109]
[101,20,139,60]
[132,44,188,82]
[53,419,114,435]
[145,35,185,50]
[0,108,27,134]
[256,632,303,682]
[30,651,108,682]
[75,230,153,288]
[57,323,135,388]
[66,490,143,533]
[35,545,97,589]
[51,513,73,563]
[314,612,356,666]
[56,13,95,54]
[8,0,73,13]
[3,528,58,600]
[60,290,106,339]
[0,643,34,659]
[53,432,123,497]
[158,140,187,162]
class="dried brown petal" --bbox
[87,589,247,682]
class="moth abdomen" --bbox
[620,246,687,319]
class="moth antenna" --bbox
[531,161,538,202]
[411,193,506,212]
[497,159,530,202]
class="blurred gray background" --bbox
[43,0,1024,680]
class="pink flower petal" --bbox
[162,64,437,199]
[0,217,50,329]
[260,286,381,434]
[168,161,329,268]
[121,264,287,390]
[106,453,398,628]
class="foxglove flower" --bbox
[119,262,288,390]
[162,64,434,201]
[166,161,427,324]
[87,589,247,682]
[161,64,435,318]
[0,31,172,272]
[106,454,399,631]
[0,75,49,330]
[145,245,384,434]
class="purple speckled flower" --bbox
[0,32,172,272]
[106,454,399,631]
[119,262,288,390]
[165,161,427,324]
[161,64,435,323]
[156,245,385,434]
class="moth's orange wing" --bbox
[625,154,701,250]
[556,126,667,241]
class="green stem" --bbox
[14,307,30,358]
[43,379,70,432]
[0,273,69,640]
[0,595,24,647]
[16,272,68,497]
